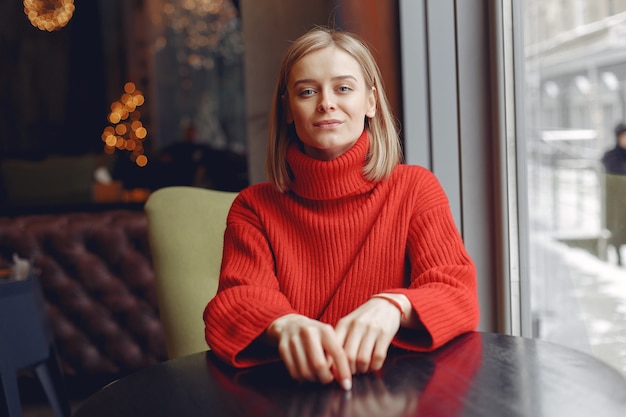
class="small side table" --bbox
[0,270,71,417]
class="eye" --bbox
[338,85,353,93]
[298,88,316,97]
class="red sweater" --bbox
[204,131,479,367]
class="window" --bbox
[399,2,625,376]
[519,0,626,376]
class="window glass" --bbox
[523,0,626,376]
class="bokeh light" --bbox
[23,0,75,32]
[101,82,149,167]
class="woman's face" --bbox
[286,46,376,161]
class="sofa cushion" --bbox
[0,210,167,377]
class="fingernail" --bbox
[342,378,352,391]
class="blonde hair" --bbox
[265,27,402,192]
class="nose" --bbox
[317,91,336,112]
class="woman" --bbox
[204,27,479,391]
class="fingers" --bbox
[279,336,312,382]
[300,327,336,384]
[369,338,389,371]
[278,323,332,383]
[335,297,402,374]
[340,324,373,373]
[341,324,392,374]
[325,341,352,390]
[273,315,352,389]
[269,296,404,389]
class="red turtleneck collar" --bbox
[286,130,377,200]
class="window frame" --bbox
[399,0,531,335]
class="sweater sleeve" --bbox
[203,193,295,368]
[388,170,479,351]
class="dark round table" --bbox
[74,331,626,417]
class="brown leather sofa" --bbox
[0,209,167,382]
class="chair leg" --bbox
[0,366,22,417]
[33,348,71,417]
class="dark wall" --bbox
[0,0,124,159]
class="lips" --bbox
[313,119,342,127]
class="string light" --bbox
[23,0,75,32]
[101,82,149,167]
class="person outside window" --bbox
[601,122,626,265]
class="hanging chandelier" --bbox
[23,0,75,32]
[162,0,243,69]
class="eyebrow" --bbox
[292,75,359,87]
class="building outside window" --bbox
[521,0,626,376]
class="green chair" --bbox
[145,186,237,359]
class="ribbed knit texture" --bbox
[204,131,479,368]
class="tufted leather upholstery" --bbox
[0,210,167,378]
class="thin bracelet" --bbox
[371,294,407,320]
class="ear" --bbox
[366,86,377,118]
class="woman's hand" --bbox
[266,314,353,390]
[334,294,409,374]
